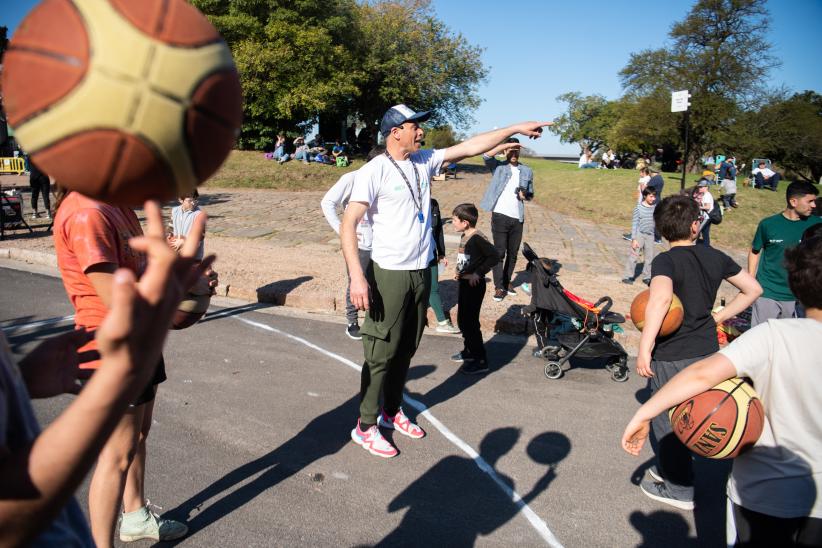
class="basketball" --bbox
[629,289,684,336]
[172,292,210,330]
[1,0,243,206]
[669,378,764,459]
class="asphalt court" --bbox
[1,265,729,547]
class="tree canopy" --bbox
[193,0,487,150]
[549,0,822,182]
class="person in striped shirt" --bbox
[623,187,658,285]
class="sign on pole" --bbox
[671,90,691,112]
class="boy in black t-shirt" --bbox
[449,203,499,374]
[636,195,762,510]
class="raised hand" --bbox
[19,329,94,398]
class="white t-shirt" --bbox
[493,165,522,220]
[719,318,822,518]
[320,171,372,251]
[700,190,714,210]
[350,149,444,270]
[752,166,775,178]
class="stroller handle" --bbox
[593,296,613,317]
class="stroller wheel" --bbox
[544,361,563,380]
[611,368,629,383]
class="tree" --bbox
[349,0,487,140]
[193,0,361,149]
[549,92,619,152]
[617,0,778,169]
[424,124,459,149]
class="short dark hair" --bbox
[784,232,822,309]
[180,189,199,200]
[785,181,819,208]
[642,186,657,198]
[506,137,520,144]
[452,202,479,227]
[653,195,699,242]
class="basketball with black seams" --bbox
[669,378,764,459]
[172,292,210,330]
[1,0,243,206]
[629,289,684,336]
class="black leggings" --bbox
[490,212,523,290]
[733,503,822,547]
[30,179,51,212]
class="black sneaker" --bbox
[450,351,474,363]
[642,278,651,286]
[346,323,362,340]
[639,479,694,510]
[460,360,490,375]
[493,288,506,302]
[506,285,517,296]
[622,233,632,241]
[621,277,634,284]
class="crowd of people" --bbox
[1,100,820,546]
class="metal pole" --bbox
[681,109,690,191]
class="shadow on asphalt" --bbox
[197,302,273,325]
[256,275,313,304]
[158,396,360,546]
[376,429,571,546]
[630,510,697,547]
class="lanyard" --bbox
[384,152,424,223]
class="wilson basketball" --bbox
[669,378,764,459]
[172,292,210,330]
[629,289,684,336]
[1,0,243,206]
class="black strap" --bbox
[384,152,422,216]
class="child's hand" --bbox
[631,239,640,250]
[169,236,184,251]
[462,272,481,286]
[621,416,651,456]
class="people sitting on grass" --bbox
[752,160,782,191]
[601,148,617,169]
[578,148,599,169]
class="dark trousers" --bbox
[722,193,737,208]
[457,279,486,360]
[30,179,50,212]
[358,262,430,424]
[650,355,707,499]
[491,212,523,290]
[754,172,781,190]
[733,503,822,547]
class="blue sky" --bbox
[3,0,821,154]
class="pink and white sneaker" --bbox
[351,421,398,458]
[378,407,426,439]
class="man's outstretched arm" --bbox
[443,121,552,164]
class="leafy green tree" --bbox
[424,124,459,149]
[193,0,361,149]
[349,0,487,141]
[549,92,620,152]
[616,0,777,169]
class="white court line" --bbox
[1,314,75,334]
[230,314,563,548]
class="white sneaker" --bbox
[435,320,460,333]
[351,421,398,458]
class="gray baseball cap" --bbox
[380,104,431,137]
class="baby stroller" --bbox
[522,243,630,382]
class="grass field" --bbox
[207,150,789,251]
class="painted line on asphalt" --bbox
[1,314,75,334]
[230,313,563,548]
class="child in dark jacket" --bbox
[449,203,500,374]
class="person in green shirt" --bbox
[748,181,821,326]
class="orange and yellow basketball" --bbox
[1,0,243,206]
[629,289,684,336]
[669,378,764,459]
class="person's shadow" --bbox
[157,396,359,545]
[376,430,571,546]
[630,510,697,547]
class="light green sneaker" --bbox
[119,504,188,542]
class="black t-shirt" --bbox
[650,245,741,360]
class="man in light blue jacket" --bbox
[480,138,534,301]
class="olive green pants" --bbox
[359,261,431,424]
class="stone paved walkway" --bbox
[1,170,748,354]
